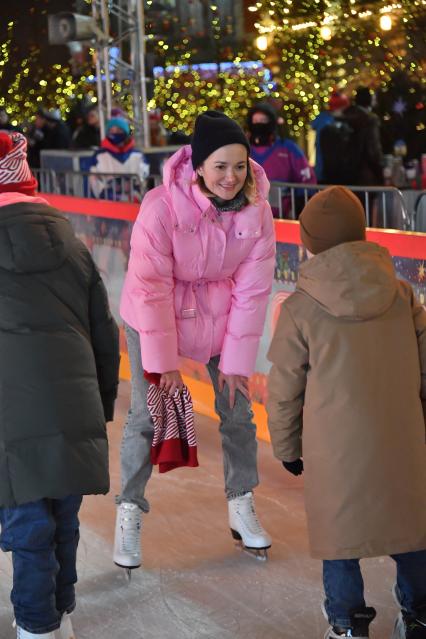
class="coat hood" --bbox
[162,144,270,212]
[339,104,371,130]
[0,196,74,273]
[311,111,333,131]
[297,241,397,320]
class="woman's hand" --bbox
[218,372,250,409]
[160,370,184,396]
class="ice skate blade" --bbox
[114,561,141,582]
[230,528,271,557]
[234,540,269,560]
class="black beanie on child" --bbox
[191,111,250,170]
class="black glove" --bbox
[282,459,304,476]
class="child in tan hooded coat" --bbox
[267,186,426,639]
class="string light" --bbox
[0,0,424,142]
[255,35,269,50]
[380,13,393,29]
[320,25,333,40]
[251,0,425,136]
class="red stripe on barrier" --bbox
[275,219,426,259]
[42,194,140,221]
[365,228,426,259]
[42,194,425,259]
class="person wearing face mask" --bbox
[114,111,275,572]
[89,117,149,201]
[247,103,316,217]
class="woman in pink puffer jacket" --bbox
[114,111,276,569]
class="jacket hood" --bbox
[162,144,270,208]
[339,104,371,130]
[297,242,397,320]
[311,111,334,131]
[0,199,74,273]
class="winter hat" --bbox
[355,87,373,108]
[0,131,38,196]
[191,110,250,169]
[105,117,130,137]
[328,91,350,112]
[247,102,277,126]
[37,107,61,122]
[299,186,366,255]
[110,107,128,119]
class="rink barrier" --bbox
[33,168,162,202]
[33,168,415,232]
[42,194,426,444]
[270,181,410,231]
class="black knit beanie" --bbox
[191,111,250,170]
[247,102,277,127]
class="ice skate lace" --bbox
[238,496,264,534]
[119,507,141,554]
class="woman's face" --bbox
[198,144,248,200]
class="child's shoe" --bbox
[55,613,76,639]
[392,584,426,639]
[322,604,376,638]
[392,611,426,639]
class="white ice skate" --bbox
[55,613,76,639]
[113,502,142,578]
[228,492,271,560]
[391,584,426,639]
[15,625,56,639]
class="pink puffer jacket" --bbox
[120,145,276,376]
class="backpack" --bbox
[320,118,365,185]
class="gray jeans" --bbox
[117,324,259,512]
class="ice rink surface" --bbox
[1,381,399,638]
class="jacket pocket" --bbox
[234,226,262,240]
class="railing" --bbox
[33,168,418,231]
[269,182,411,231]
[33,168,162,202]
[414,191,426,233]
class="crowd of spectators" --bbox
[0,85,425,206]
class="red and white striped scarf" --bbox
[146,379,198,473]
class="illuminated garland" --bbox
[245,0,426,135]
[148,55,271,134]
[1,1,424,139]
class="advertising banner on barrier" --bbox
[44,195,426,441]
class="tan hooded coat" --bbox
[267,241,426,560]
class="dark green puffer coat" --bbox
[0,200,120,507]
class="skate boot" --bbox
[15,626,56,639]
[113,502,142,579]
[55,613,76,639]
[228,492,271,560]
[392,584,426,639]
[322,604,376,638]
